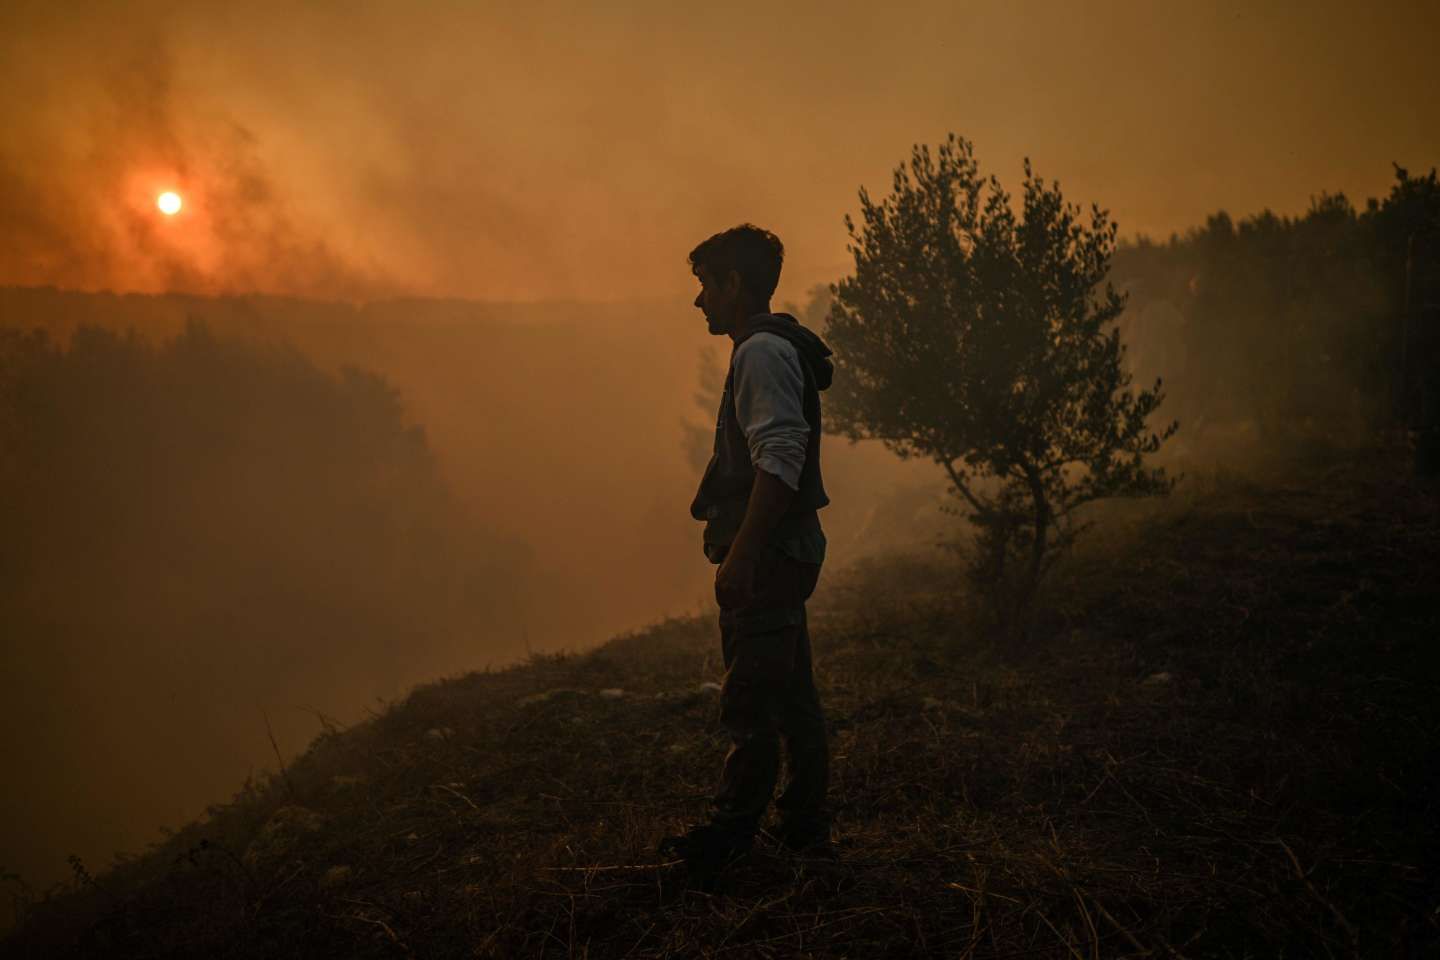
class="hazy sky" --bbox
[3,0,1437,304]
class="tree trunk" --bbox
[1016,462,1050,636]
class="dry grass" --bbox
[7,445,1439,958]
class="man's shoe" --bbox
[657,823,753,889]
[770,821,836,858]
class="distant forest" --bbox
[0,322,543,887]
[0,320,537,688]
[1111,165,1440,453]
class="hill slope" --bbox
[8,447,1439,958]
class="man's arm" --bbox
[713,333,808,609]
[714,467,794,608]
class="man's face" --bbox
[693,266,739,336]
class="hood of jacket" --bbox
[735,312,834,390]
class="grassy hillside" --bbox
[7,445,1438,958]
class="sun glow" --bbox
[156,191,182,216]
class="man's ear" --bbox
[724,269,743,299]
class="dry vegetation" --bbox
[6,442,1438,959]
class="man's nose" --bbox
[693,291,704,309]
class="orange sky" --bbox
[2,0,1437,305]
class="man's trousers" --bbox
[712,544,829,840]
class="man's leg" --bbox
[711,547,814,841]
[711,612,795,840]
[663,548,822,880]
[775,602,830,845]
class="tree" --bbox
[825,134,1176,630]
[680,344,726,473]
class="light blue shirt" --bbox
[733,332,810,491]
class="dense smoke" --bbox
[4,2,1436,304]
[0,291,943,917]
[3,0,1438,934]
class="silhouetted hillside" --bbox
[8,443,1436,958]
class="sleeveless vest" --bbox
[689,315,831,544]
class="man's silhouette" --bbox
[660,224,834,884]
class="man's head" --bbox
[689,224,784,337]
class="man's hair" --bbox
[688,224,785,304]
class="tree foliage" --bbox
[1110,164,1440,444]
[825,135,1175,626]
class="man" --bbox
[659,224,835,885]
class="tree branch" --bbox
[941,460,989,519]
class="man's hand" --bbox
[715,549,759,609]
[714,468,795,610]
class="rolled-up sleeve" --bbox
[731,333,808,491]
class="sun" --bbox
[156,191,183,216]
